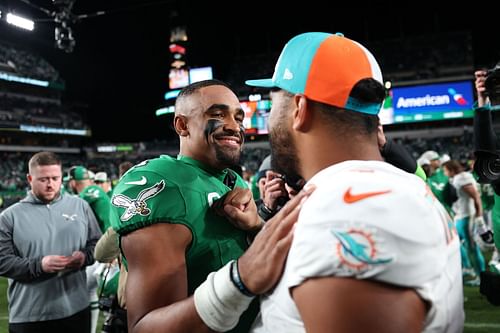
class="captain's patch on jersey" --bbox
[112,180,165,221]
[331,227,392,272]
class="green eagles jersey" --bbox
[427,167,453,214]
[110,155,258,333]
[480,183,495,212]
[80,184,111,232]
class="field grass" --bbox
[1,277,499,332]
[0,278,7,333]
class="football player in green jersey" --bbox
[67,165,111,333]
[68,166,112,232]
[110,79,314,333]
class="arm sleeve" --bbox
[0,213,52,282]
[453,172,475,189]
[95,227,120,263]
[380,139,417,174]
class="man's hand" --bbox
[475,70,488,107]
[262,171,288,211]
[213,187,262,232]
[237,185,315,295]
[41,255,71,273]
[65,251,86,269]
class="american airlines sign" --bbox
[396,94,450,108]
[393,81,473,113]
[390,80,474,123]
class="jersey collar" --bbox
[177,155,228,182]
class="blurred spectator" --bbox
[118,161,133,179]
[443,159,490,285]
[95,171,112,198]
[67,165,112,333]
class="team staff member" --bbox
[0,151,102,333]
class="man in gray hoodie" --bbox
[0,151,102,333]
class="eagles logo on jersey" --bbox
[112,180,165,221]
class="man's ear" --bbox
[292,94,312,132]
[174,115,189,136]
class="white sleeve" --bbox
[452,172,475,189]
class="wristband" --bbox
[230,260,256,297]
[258,202,276,221]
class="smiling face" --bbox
[175,84,245,170]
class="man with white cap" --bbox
[420,150,457,215]
[241,32,463,332]
[94,171,112,198]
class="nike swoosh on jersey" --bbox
[125,176,147,186]
[343,187,391,204]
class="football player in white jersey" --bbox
[245,32,464,332]
[443,159,486,284]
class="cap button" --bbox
[335,32,344,37]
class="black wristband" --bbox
[258,202,276,221]
[230,260,255,297]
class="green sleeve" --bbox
[110,170,186,235]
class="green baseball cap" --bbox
[68,166,91,181]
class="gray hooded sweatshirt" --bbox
[0,191,102,323]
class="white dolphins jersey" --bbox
[251,160,464,333]
[450,171,477,219]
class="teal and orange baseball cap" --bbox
[246,32,383,114]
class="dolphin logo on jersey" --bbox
[112,180,165,221]
[331,228,392,271]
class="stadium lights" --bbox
[248,94,262,102]
[6,13,34,31]
[156,106,175,116]
[164,90,181,100]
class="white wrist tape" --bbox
[474,216,487,234]
[194,260,255,332]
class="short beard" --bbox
[215,146,241,168]
[35,189,60,204]
[269,131,301,182]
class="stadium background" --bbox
[0,1,500,331]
